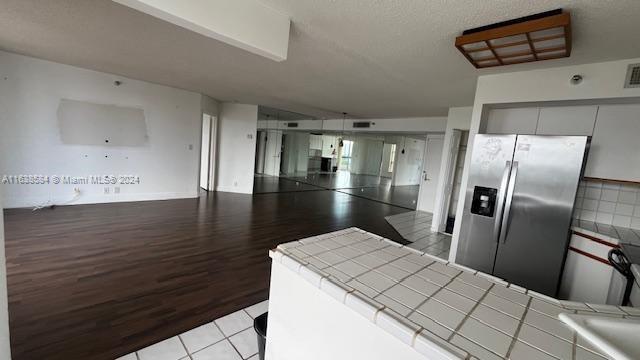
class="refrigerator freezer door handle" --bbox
[493,161,512,243]
[499,161,519,244]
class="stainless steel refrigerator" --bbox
[456,135,589,296]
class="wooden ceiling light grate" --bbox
[455,9,571,68]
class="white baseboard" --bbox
[3,192,198,209]
[215,185,253,194]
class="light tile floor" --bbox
[117,300,268,360]
[385,211,452,259]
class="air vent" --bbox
[352,121,371,128]
[286,122,298,128]
[624,63,640,88]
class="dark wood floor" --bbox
[338,185,420,210]
[284,172,391,189]
[252,175,324,193]
[3,190,409,360]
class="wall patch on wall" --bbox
[57,99,148,146]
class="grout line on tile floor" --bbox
[176,335,193,360]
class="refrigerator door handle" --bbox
[499,161,519,244]
[493,161,512,243]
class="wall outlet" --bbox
[188,144,194,150]
[104,187,110,194]
[114,187,120,194]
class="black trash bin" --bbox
[254,312,268,360]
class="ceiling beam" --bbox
[113,0,291,61]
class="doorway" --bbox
[416,135,445,213]
[442,131,469,233]
[199,113,217,191]
[255,131,267,174]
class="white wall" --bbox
[321,135,338,158]
[392,138,425,186]
[350,137,384,176]
[216,103,258,193]
[258,119,324,131]
[379,144,394,178]
[201,94,220,118]
[450,57,640,262]
[0,190,9,359]
[113,0,291,62]
[297,134,311,173]
[322,117,447,133]
[263,130,283,177]
[258,117,447,133]
[431,107,473,232]
[281,132,309,175]
[0,51,204,208]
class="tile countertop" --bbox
[571,219,640,247]
[270,227,640,360]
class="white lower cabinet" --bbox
[559,233,615,304]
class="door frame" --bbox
[199,113,217,191]
[435,129,463,232]
[416,134,445,212]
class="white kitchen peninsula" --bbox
[265,228,640,360]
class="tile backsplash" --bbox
[574,179,640,230]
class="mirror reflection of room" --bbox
[253,107,440,210]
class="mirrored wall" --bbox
[253,107,428,210]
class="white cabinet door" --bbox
[559,234,615,303]
[485,108,538,135]
[584,104,640,181]
[536,106,598,136]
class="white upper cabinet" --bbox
[484,104,639,181]
[485,108,539,135]
[584,104,640,181]
[536,106,598,136]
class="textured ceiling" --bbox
[1,0,640,118]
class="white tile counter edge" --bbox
[269,227,640,359]
[269,245,468,360]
